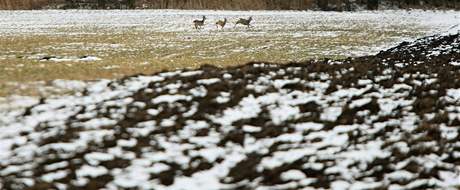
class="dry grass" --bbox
[0,22,422,96]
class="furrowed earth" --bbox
[0,26,460,189]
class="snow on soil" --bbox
[45,56,102,62]
[1,28,460,189]
[0,9,457,34]
[0,10,458,58]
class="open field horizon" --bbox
[2,8,460,190]
[1,0,459,10]
[0,9,459,98]
[1,23,460,189]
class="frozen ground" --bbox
[0,9,458,35]
[0,9,458,56]
[0,9,459,97]
[0,25,459,189]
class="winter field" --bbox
[0,21,460,190]
[0,10,459,98]
[1,9,460,190]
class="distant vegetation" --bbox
[0,0,459,10]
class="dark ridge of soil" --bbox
[1,32,460,189]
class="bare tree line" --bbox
[0,0,459,10]
[0,0,49,10]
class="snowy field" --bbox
[0,10,458,60]
[0,24,460,189]
[1,10,460,189]
[0,9,459,98]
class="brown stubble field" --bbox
[1,9,457,97]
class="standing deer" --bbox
[235,17,253,28]
[216,18,227,29]
[193,16,206,30]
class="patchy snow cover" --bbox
[0,10,459,60]
[450,61,460,66]
[443,24,460,36]
[51,79,88,91]
[39,56,102,62]
[1,26,460,190]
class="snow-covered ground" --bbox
[0,9,458,58]
[1,10,459,101]
[0,9,458,34]
[1,24,460,189]
[0,10,460,189]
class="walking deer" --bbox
[216,18,227,29]
[235,17,253,28]
[193,16,206,30]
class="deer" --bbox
[235,16,253,28]
[193,16,206,30]
[215,18,227,29]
